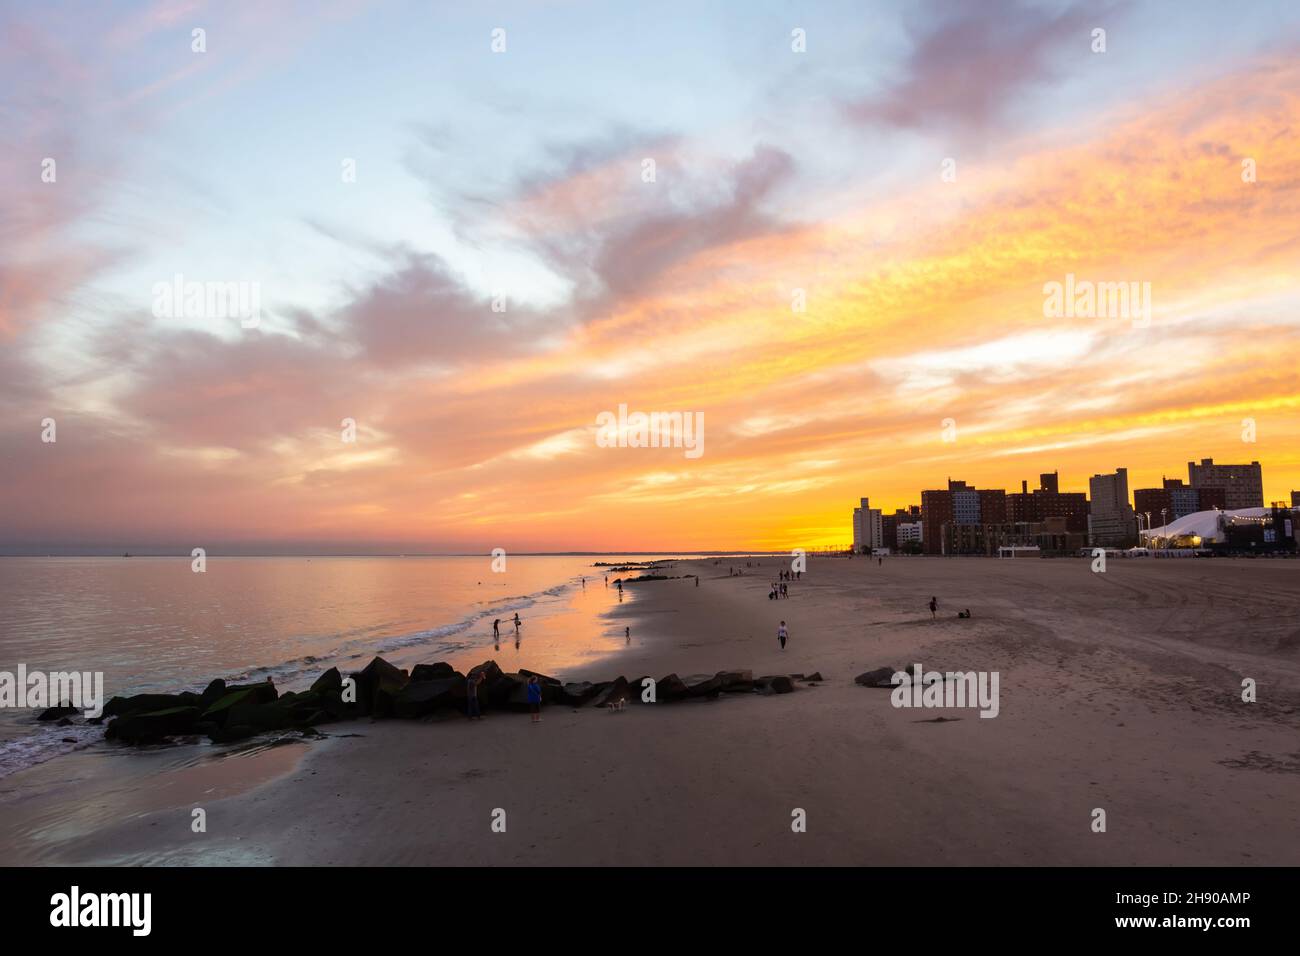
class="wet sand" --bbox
[3,556,1299,866]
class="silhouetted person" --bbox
[929,596,938,619]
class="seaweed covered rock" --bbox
[106,706,202,743]
[103,692,201,720]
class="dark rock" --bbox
[468,660,504,685]
[755,675,795,695]
[591,677,630,708]
[559,682,600,707]
[199,679,227,707]
[717,670,754,693]
[37,703,79,721]
[106,706,202,743]
[394,677,460,718]
[683,673,723,699]
[802,672,824,683]
[61,737,76,744]
[410,662,456,682]
[209,724,256,744]
[518,669,565,704]
[201,682,279,726]
[627,677,654,704]
[56,717,73,726]
[103,692,201,720]
[656,673,690,702]
[518,668,561,687]
[854,667,897,688]
[483,671,525,708]
[309,667,342,693]
[351,657,408,717]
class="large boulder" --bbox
[395,677,461,718]
[410,662,456,682]
[518,669,564,703]
[227,690,330,732]
[201,682,280,726]
[854,667,897,688]
[655,674,690,702]
[683,673,723,699]
[103,692,201,720]
[350,657,408,717]
[37,703,79,721]
[717,670,754,693]
[309,668,342,694]
[560,682,600,707]
[468,660,504,685]
[755,675,795,695]
[518,668,560,687]
[590,677,630,708]
[209,724,257,744]
[106,706,202,743]
[199,679,228,708]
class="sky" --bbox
[2,0,1299,554]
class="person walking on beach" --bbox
[493,618,501,640]
[513,613,521,633]
[929,596,938,619]
[527,675,543,723]
[777,621,788,650]
[466,672,483,720]
[625,625,631,645]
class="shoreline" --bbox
[2,556,1299,865]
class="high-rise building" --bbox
[1188,458,1263,510]
[1089,467,1137,547]
[851,497,883,553]
[1293,491,1300,508]
[881,506,921,551]
[921,480,1007,554]
[1006,471,1089,532]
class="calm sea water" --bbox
[0,554,682,777]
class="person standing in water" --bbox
[929,596,938,619]
[513,613,521,633]
[777,621,788,650]
[493,618,501,640]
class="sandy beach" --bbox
[3,555,1299,866]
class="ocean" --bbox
[0,554,685,778]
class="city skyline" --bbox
[4,1,1300,554]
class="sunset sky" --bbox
[3,0,1299,554]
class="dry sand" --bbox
[3,555,1299,866]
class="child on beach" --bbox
[527,675,543,723]
[929,596,938,619]
[777,621,788,650]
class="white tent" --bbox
[1140,507,1270,545]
